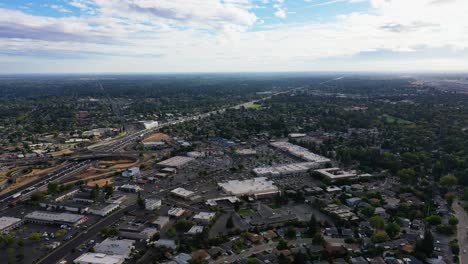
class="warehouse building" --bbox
[25,211,87,226]
[218,177,279,198]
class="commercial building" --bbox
[168,207,187,218]
[151,216,170,229]
[118,184,143,193]
[39,202,90,214]
[170,187,195,200]
[53,189,79,202]
[25,211,87,226]
[94,238,135,259]
[186,151,205,158]
[140,120,159,130]
[253,162,318,177]
[235,149,257,156]
[0,216,22,234]
[145,198,162,210]
[315,168,374,181]
[90,203,120,217]
[157,156,195,169]
[218,177,280,198]
[193,212,216,224]
[74,253,125,264]
[122,167,140,178]
[185,225,204,235]
[206,196,241,207]
[270,141,331,164]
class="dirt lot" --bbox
[143,132,170,142]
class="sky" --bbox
[0,0,467,73]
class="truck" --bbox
[12,192,22,199]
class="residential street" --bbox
[453,201,468,264]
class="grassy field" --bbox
[383,115,413,125]
[246,103,261,109]
[237,208,256,216]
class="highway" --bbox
[90,77,344,153]
[0,160,92,206]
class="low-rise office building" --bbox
[193,212,216,224]
[145,198,162,210]
[170,188,195,200]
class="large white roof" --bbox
[74,253,125,264]
[218,177,279,196]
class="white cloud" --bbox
[274,8,286,18]
[0,0,468,72]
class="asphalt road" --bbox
[36,204,137,264]
[211,238,312,264]
[453,201,468,264]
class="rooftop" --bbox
[171,187,195,198]
[218,177,279,197]
[25,211,85,224]
[74,253,125,264]
[157,156,194,168]
[94,238,135,257]
[0,216,22,231]
[270,141,331,163]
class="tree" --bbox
[450,239,460,255]
[425,215,442,225]
[285,226,297,239]
[175,219,192,231]
[385,222,401,239]
[90,184,100,202]
[445,192,456,206]
[361,206,375,218]
[277,239,288,250]
[371,231,389,243]
[449,216,459,226]
[397,168,416,183]
[47,182,59,194]
[312,233,325,245]
[247,258,262,264]
[166,228,176,237]
[104,184,113,199]
[417,230,434,257]
[369,215,385,230]
[137,192,144,208]
[29,232,42,241]
[307,215,319,236]
[188,257,208,264]
[439,174,457,187]
[226,215,234,229]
